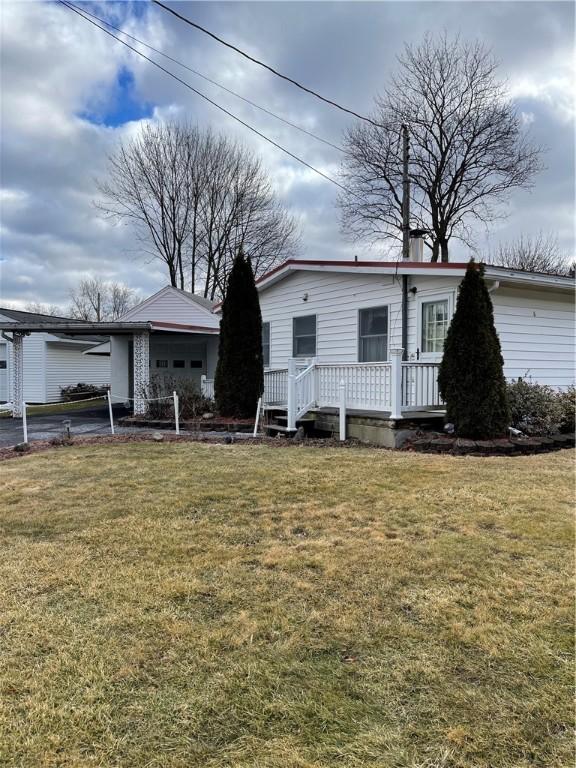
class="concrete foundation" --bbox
[310,408,446,448]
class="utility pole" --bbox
[401,123,410,261]
[401,123,410,361]
[96,292,101,322]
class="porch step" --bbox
[265,423,297,435]
[272,415,316,426]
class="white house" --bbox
[0,307,110,404]
[255,252,574,432]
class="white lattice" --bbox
[11,332,24,417]
[133,331,150,415]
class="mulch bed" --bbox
[119,416,255,432]
[404,433,575,456]
[1,431,574,463]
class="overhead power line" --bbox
[59,1,350,193]
[152,0,392,130]
[64,1,344,153]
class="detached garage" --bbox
[0,308,110,404]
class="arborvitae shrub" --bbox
[214,249,264,418]
[438,261,510,439]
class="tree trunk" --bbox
[440,238,449,263]
[430,240,439,262]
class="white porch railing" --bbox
[263,350,443,429]
[401,362,444,410]
[263,368,288,405]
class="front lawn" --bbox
[0,444,573,767]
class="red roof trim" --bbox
[151,321,219,333]
[255,258,473,285]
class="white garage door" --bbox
[0,342,7,402]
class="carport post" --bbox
[11,332,24,418]
[22,401,28,443]
[107,390,115,435]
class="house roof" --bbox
[0,306,82,323]
[172,287,217,312]
[255,259,575,292]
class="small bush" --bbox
[557,386,576,434]
[61,383,106,402]
[506,379,563,436]
[140,375,213,421]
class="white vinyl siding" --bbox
[22,334,47,403]
[491,287,575,389]
[120,286,218,328]
[259,272,406,368]
[44,342,110,402]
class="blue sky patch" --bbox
[80,67,153,127]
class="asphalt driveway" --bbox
[0,404,129,448]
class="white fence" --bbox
[263,350,443,429]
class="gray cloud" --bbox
[0,0,573,308]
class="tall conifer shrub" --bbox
[214,249,264,418]
[438,261,510,438]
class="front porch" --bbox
[260,350,445,429]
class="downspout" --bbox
[488,281,500,294]
[1,331,14,343]
[401,276,408,361]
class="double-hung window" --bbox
[421,300,449,354]
[292,315,316,357]
[262,322,270,367]
[358,306,388,362]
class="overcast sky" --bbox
[0,0,574,309]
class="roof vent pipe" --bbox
[409,229,427,262]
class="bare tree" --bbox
[68,278,138,321]
[339,33,543,262]
[24,302,65,317]
[485,232,573,275]
[97,123,299,298]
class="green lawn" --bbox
[0,443,573,767]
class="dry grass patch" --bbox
[0,444,573,767]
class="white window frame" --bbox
[416,292,454,361]
[357,304,390,362]
[292,314,317,358]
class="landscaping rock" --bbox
[411,438,431,452]
[453,438,477,454]
[152,432,164,442]
[293,426,305,443]
[202,412,214,420]
[537,436,556,451]
[510,437,542,454]
[429,438,454,453]
[13,442,30,453]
